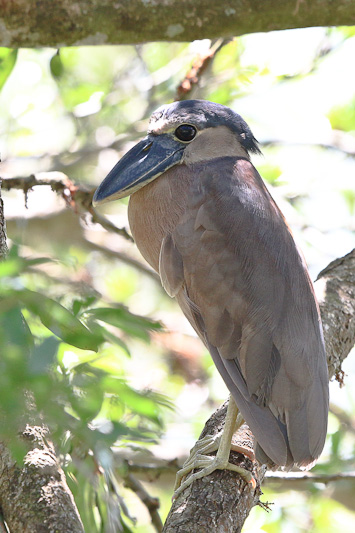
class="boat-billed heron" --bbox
[93,100,329,495]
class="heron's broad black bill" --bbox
[93,134,185,205]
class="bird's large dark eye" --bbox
[174,124,197,142]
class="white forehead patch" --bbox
[148,116,175,135]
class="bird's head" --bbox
[93,100,260,206]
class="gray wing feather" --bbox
[159,234,184,297]
[159,157,329,468]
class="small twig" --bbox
[88,242,160,282]
[125,459,179,480]
[121,457,355,487]
[175,38,232,101]
[123,471,163,533]
[329,403,355,434]
[1,175,133,242]
[264,471,355,483]
[257,500,274,512]
[120,455,355,487]
[27,241,160,287]
[0,181,9,260]
[87,209,133,242]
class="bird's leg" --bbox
[173,396,256,499]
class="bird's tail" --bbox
[207,341,327,469]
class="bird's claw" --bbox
[173,434,256,500]
[173,452,256,499]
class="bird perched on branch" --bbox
[93,100,329,496]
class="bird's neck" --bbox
[128,165,193,272]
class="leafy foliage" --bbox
[0,246,167,532]
[0,48,17,90]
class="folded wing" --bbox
[159,157,329,468]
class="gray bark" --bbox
[0,426,84,533]
[163,404,265,533]
[163,248,355,532]
[317,250,355,380]
[1,0,355,48]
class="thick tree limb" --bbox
[163,248,355,532]
[2,0,355,48]
[0,426,84,533]
[316,249,355,380]
[163,404,265,533]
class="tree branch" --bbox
[121,458,355,486]
[329,402,355,435]
[0,426,84,533]
[1,174,133,242]
[175,38,231,101]
[163,248,355,532]
[0,182,8,261]
[122,470,163,533]
[2,0,355,48]
[88,242,160,283]
[316,249,355,379]
[264,471,355,484]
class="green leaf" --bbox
[89,322,131,356]
[29,336,60,375]
[0,259,21,278]
[0,256,52,278]
[104,377,162,425]
[96,420,153,444]
[0,305,34,353]
[120,519,134,533]
[257,163,284,186]
[61,83,104,109]
[18,290,103,351]
[328,101,355,132]
[331,429,343,457]
[72,295,98,317]
[71,385,104,423]
[84,307,162,342]
[50,50,64,78]
[0,48,18,90]
[341,188,355,215]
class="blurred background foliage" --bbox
[0,26,354,532]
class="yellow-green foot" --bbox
[173,445,256,499]
[173,403,256,500]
